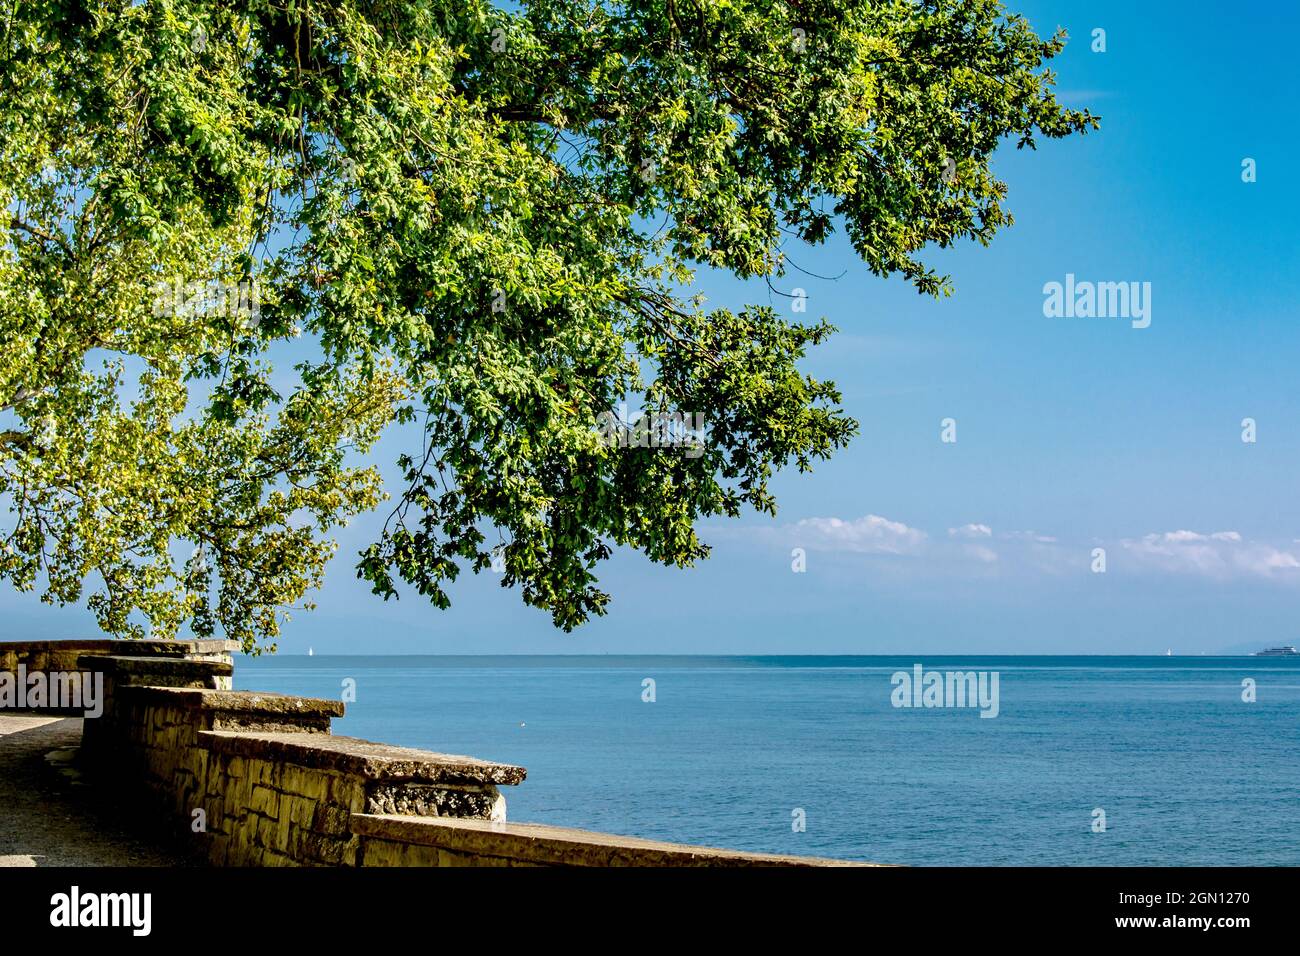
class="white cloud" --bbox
[1001,530,1058,544]
[1155,530,1240,544]
[790,514,927,555]
[729,515,1300,584]
[1123,533,1228,575]
[1236,548,1300,574]
[1121,530,1300,579]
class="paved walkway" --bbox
[0,714,199,866]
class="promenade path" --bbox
[0,714,199,867]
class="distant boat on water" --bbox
[308,647,314,657]
[1253,645,1299,657]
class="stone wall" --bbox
[0,638,235,714]
[2,640,871,867]
[78,674,522,867]
[351,815,868,867]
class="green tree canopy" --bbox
[0,0,1095,650]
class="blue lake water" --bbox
[236,655,1300,865]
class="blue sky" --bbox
[7,1,1300,654]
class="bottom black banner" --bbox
[0,865,1282,942]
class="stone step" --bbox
[118,686,343,732]
[197,730,526,786]
[77,654,233,691]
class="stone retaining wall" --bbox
[351,815,868,867]
[1,639,871,867]
[0,639,235,714]
[78,673,522,866]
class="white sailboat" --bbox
[308,647,314,657]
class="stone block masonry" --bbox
[77,677,520,867]
[194,729,522,865]
[2,640,873,867]
[0,639,235,714]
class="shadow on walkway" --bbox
[0,715,205,867]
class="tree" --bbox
[0,0,1096,651]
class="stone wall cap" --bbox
[117,686,344,717]
[350,814,879,867]
[1,639,236,656]
[109,639,238,656]
[0,639,115,654]
[197,730,526,786]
